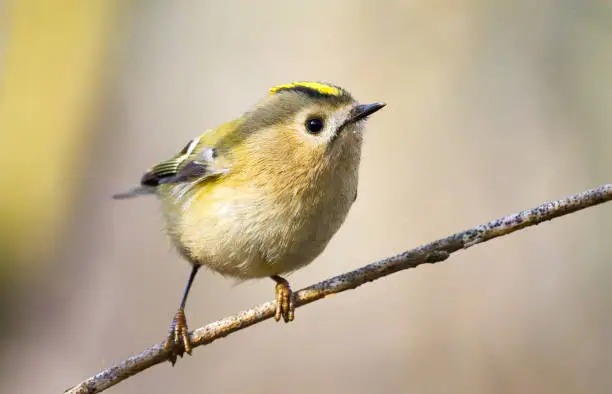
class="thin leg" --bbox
[179,264,200,310]
[164,264,201,365]
[271,275,295,323]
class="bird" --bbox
[114,81,385,363]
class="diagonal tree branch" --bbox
[66,184,612,394]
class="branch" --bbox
[66,184,612,394]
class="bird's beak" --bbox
[347,101,386,124]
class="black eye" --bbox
[305,117,324,134]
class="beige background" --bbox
[1,1,611,393]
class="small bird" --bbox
[114,81,385,363]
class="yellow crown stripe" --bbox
[270,81,342,97]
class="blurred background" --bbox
[1,1,611,393]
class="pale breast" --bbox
[161,153,360,279]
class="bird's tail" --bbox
[112,186,156,200]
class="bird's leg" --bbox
[271,275,295,322]
[164,264,200,365]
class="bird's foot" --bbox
[163,308,192,365]
[272,275,295,322]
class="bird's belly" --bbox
[164,181,355,279]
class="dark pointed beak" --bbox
[348,101,386,124]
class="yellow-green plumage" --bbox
[161,102,362,279]
[114,82,385,358]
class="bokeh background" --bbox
[1,1,611,393]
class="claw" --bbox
[272,276,295,323]
[163,308,192,365]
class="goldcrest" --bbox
[114,82,385,362]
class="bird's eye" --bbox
[305,117,324,134]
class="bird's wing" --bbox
[113,133,231,200]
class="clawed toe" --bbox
[272,276,295,323]
[163,308,192,365]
